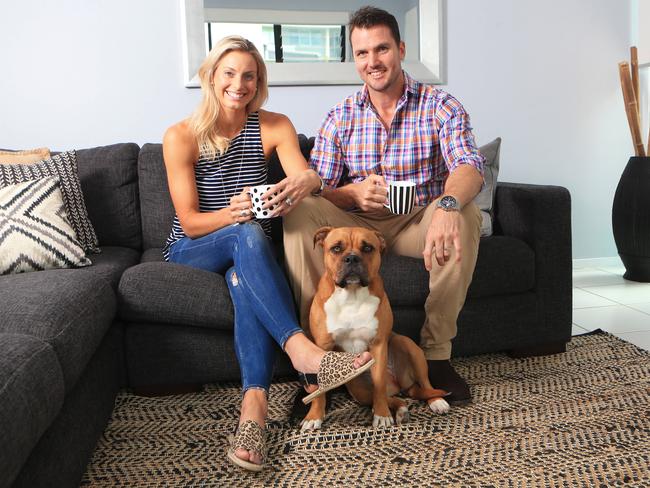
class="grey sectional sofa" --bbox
[0,139,572,488]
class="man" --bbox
[283,6,484,404]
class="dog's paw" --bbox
[372,414,394,428]
[428,398,450,415]
[395,405,410,425]
[300,418,323,431]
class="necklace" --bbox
[214,116,248,203]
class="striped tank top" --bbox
[163,112,269,260]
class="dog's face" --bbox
[314,226,386,288]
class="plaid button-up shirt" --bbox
[309,71,485,206]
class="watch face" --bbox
[440,195,458,209]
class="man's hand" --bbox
[351,174,388,212]
[423,208,462,270]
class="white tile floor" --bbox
[572,258,650,351]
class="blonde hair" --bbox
[189,35,269,158]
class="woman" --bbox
[162,36,374,472]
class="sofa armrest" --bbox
[494,182,572,342]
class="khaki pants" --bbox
[282,196,482,360]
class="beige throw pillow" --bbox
[0,148,51,164]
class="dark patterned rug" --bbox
[81,331,650,487]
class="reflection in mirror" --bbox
[181,0,445,87]
[206,22,346,63]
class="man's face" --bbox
[350,25,405,94]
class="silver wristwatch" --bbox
[311,175,325,197]
[436,195,461,212]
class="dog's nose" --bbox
[344,254,360,264]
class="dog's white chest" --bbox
[324,287,380,354]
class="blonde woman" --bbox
[162,36,374,472]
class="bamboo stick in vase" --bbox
[631,47,640,116]
[619,61,646,157]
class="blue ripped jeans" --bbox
[168,222,303,394]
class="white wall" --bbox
[0,0,633,258]
[636,0,650,64]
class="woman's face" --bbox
[212,50,258,112]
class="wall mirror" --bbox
[181,0,446,87]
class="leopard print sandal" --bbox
[302,351,376,405]
[227,420,267,472]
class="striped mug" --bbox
[384,180,416,215]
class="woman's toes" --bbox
[249,450,262,465]
[235,447,250,461]
[234,448,262,465]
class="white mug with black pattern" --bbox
[248,185,280,219]
[384,180,416,215]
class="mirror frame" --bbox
[180,0,446,87]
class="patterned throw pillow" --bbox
[0,177,92,274]
[0,150,100,252]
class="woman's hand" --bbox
[263,169,321,216]
[228,187,254,224]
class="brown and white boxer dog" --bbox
[301,226,450,431]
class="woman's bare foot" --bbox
[234,389,267,465]
[284,332,373,373]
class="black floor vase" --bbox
[612,156,650,282]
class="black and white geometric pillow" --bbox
[0,150,100,253]
[0,176,92,275]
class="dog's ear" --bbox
[313,226,333,248]
[373,230,387,254]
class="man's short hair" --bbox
[348,6,401,46]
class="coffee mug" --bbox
[248,185,279,219]
[384,180,416,215]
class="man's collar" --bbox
[356,84,370,107]
[355,70,417,107]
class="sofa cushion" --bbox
[0,334,65,485]
[0,177,91,274]
[138,144,174,250]
[382,235,535,306]
[118,262,234,330]
[77,143,141,250]
[78,246,141,289]
[0,150,100,253]
[0,271,116,392]
[141,248,165,263]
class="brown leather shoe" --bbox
[427,360,472,405]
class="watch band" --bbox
[311,174,325,197]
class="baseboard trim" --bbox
[572,256,622,269]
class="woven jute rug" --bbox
[81,331,650,487]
